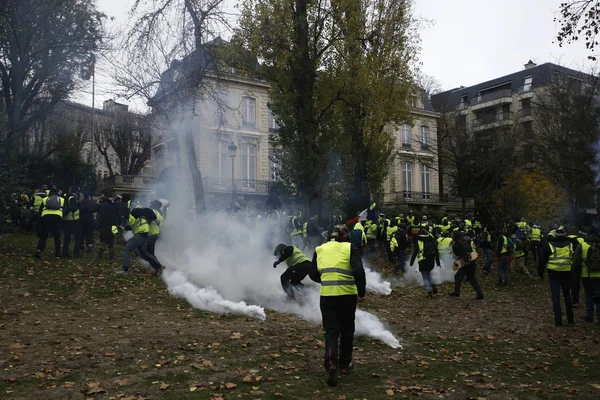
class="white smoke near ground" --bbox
[386,253,457,288]
[151,205,401,348]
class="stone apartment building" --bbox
[381,89,445,213]
[431,61,593,211]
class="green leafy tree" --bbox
[0,0,105,154]
[239,0,419,215]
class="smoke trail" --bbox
[389,256,457,287]
[165,270,266,320]
[364,263,392,295]
[151,209,401,348]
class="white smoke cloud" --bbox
[152,206,401,348]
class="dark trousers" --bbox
[147,234,159,256]
[385,241,393,262]
[62,220,82,257]
[33,215,43,238]
[582,278,600,320]
[81,219,95,248]
[530,241,541,262]
[320,295,358,371]
[280,261,312,298]
[548,270,574,324]
[496,253,510,284]
[454,263,483,297]
[98,226,115,260]
[367,238,376,254]
[36,215,62,257]
[122,233,162,272]
[394,249,406,274]
[571,276,581,305]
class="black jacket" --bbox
[410,236,440,272]
[79,199,98,222]
[97,201,120,227]
[309,242,366,298]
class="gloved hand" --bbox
[273,261,279,269]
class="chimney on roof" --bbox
[524,60,537,69]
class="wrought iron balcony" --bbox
[203,177,273,195]
[396,191,448,203]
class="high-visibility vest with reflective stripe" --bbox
[41,196,64,218]
[530,228,541,242]
[568,235,585,245]
[547,243,573,272]
[316,241,357,296]
[285,246,310,268]
[500,236,508,255]
[366,223,378,239]
[581,242,600,278]
[132,217,149,234]
[464,219,472,229]
[514,241,524,258]
[32,195,45,213]
[386,226,397,241]
[291,217,303,236]
[63,195,80,221]
[437,237,453,258]
[416,240,427,261]
[149,210,163,236]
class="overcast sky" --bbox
[81,0,598,111]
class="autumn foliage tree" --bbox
[492,168,568,227]
[555,1,600,59]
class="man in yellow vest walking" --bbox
[538,226,574,326]
[273,243,313,300]
[309,225,366,387]
[572,232,600,324]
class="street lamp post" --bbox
[228,142,237,201]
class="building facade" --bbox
[381,89,444,212]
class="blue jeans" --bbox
[548,270,574,324]
[483,249,492,272]
[421,271,433,292]
[582,279,600,321]
[395,249,406,274]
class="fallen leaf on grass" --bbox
[115,378,131,386]
[385,389,394,396]
[269,353,281,359]
[242,375,253,383]
[202,360,214,368]
[590,383,600,390]
[83,382,106,395]
[250,390,264,395]
[62,382,75,388]
[190,386,198,392]
[160,383,169,390]
[225,382,237,389]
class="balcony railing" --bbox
[471,89,513,105]
[518,108,532,118]
[98,175,157,192]
[203,177,273,195]
[396,191,448,203]
[472,111,513,127]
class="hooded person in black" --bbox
[78,193,97,252]
[96,197,120,260]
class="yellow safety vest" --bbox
[547,243,573,272]
[437,237,453,259]
[581,242,600,278]
[500,236,508,255]
[149,210,163,236]
[417,240,426,261]
[514,241,524,258]
[41,196,64,218]
[285,246,310,268]
[132,217,149,235]
[63,195,80,221]
[366,223,378,239]
[530,228,541,242]
[464,219,472,229]
[32,195,45,213]
[406,216,416,227]
[386,225,397,241]
[316,241,357,296]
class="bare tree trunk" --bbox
[184,129,205,214]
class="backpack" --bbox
[506,237,515,252]
[46,194,61,210]
[421,238,437,259]
[586,243,600,273]
[350,229,363,248]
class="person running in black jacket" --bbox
[449,232,484,299]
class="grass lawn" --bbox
[1,233,600,399]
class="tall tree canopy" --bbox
[0,0,105,153]
[555,1,600,58]
[238,0,419,215]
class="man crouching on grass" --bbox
[309,224,366,387]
